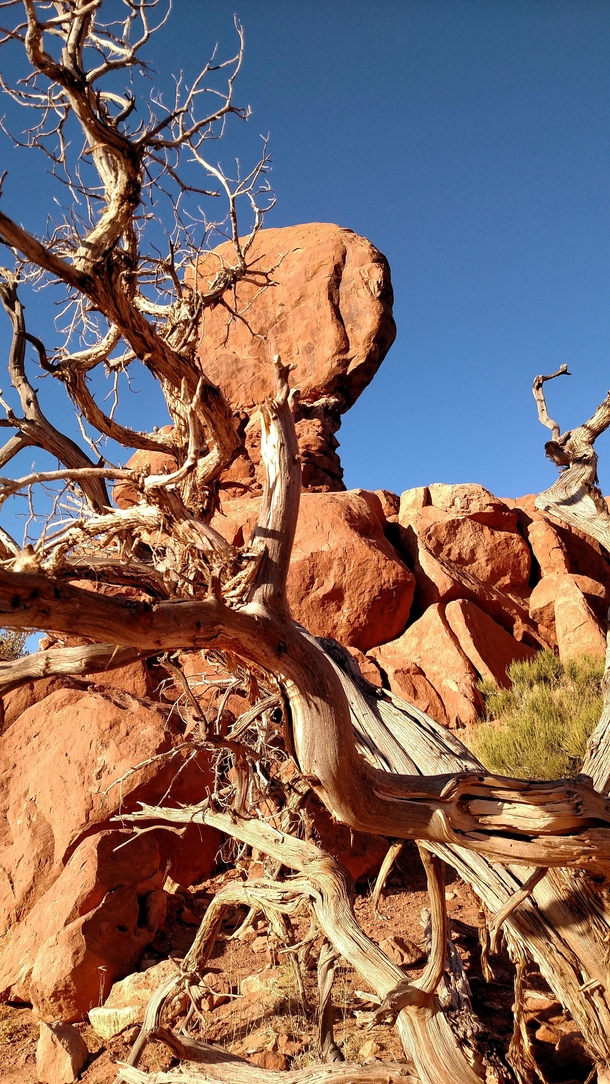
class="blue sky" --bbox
[2,0,610,511]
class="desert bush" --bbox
[0,629,28,662]
[469,651,604,779]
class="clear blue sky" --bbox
[2,0,610,506]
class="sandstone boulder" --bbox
[285,490,414,650]
[0,831,166,1021]
[514,495,610,590]
[554,579,607,661]
[194,224,395,414]
[529,573,609,641]
[444,600,536,688]
[372,604,482,727]
[197,225,395,493]
[526,519,570,578]
[427,482,518,529]
[88,958,177,1039]
[114,445,178,510]
[0,686,220,932]
[36,1021,88,1084]
[422,513,530,594]
[368,655,449,726]
[211,488,415,651]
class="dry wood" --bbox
[118,1053,417,1084]
[4,7,610,1083]
[533,371,610,549]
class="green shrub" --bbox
[468,651,604,780]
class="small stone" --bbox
[534,1023,561,1044]
[359,1038,379,1062]
[244,1026,274,1054]
[445,890,456,900]
[251,935,268,953]
[523,993,559,1014]
[240,969,271,995]
[36,1021,88,1084]
[252,1050,289,1070]
[277,1034,303,1056]
[88,1006,140,1041]
[379,935,426,967]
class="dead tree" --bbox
[3,5,610,1082]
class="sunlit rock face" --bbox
[192,222,396,493]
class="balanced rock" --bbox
[194,224,395,414]
[190,223,395,493]
[36,1021,88,1084]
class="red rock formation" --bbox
[286,490,414,651]
[529,573,609,643]
[191,224,394,493]
[193,223,395,412]
[0,831,166,1021]
[372,604,482,728]
[444,600,536,688]
[554,578,607,661]
[212,488,414,651]
[0,687,220,933]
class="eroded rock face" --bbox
[0,831,166,1021]
[193,223,396,493]
[372,604,482,728]
[0,687,220,933]
[444,600,536,688]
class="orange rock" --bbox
[0,831,166,1021]
[372,605,482,727]
[399,502,531,618]
[526,519,570,577]
[554,579,607,661]
[0,687,220,932]
[444,600,536,688]
[374,489,400,519]
[398,486,429,521]
[114,447,178,509]
[423,514,530,594]
[191,224,395,492]
[529,573,608,641]
[36,1021,88,1083]
[210,495,261,547]
[286,490,414,650]
[193,224,395,415]
[346,647,384,687]
[427,483,518,529]
[369,654,449,725]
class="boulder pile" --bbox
[2,222,610,1038]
